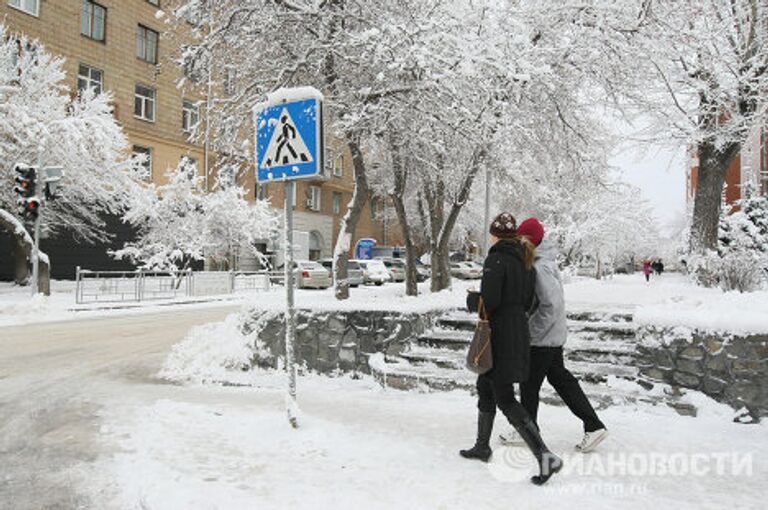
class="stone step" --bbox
[568,320,637,338]
[437,310,635,332]
[415,329,472,350]
[370,362,695,416]
[392,348,638,383]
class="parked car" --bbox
[319,259,364,287]
[354,259,391,286]
[415,260,430,282]
[461,261,483,279]
[450,262,478,280]
[377,258,406,282]
[292,260,332,289]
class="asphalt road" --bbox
[0,305,240,510]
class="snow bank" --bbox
[159,312,275,384]
[565,274,768,335]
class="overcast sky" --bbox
[610,140,687,233]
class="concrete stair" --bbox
[370,309,699,416]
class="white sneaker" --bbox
[575,428,608,453]
[499,428,524,446]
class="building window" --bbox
[133,145,152,181]
[332,192,342,215]
[134,84,156,122]
[256,183,268,201]
[333,154,344,177]
[146,0,160,5]
[308,186,322,212]
[136,25,159,64]
[182,100,199,134]
[80,1,106,41]
[8,0,39,17]
[76,63,103,95]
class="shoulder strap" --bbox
[478,296,488,321]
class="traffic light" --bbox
[13,165,41,220]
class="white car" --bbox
[293,261,332,289]
[354,259,391,286]
[378,258,406,282]
[461,261,483,279]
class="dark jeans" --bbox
[476,373,531,425]
[520,346,605,433]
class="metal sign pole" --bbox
[31,144,44,296]
[284,180,299,428]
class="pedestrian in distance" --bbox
[642,260,652,282]
[499,218,608,453]
[460,212,563,486]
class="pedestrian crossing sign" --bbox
[255,92,324,183]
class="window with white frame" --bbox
[332,191,342,215]
[136,25,158,64]
[134,84,156,122]
[146,0,160,5]
[77,63,103,95]
[333,154,344,177]
[308,186,322,212]
[182,100,199,134]
[133,145,152,181]
[81,1,106,41]
[8,0,39,17]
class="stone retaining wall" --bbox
[242,309,443,374]
[636,326,768,419]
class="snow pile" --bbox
[159,312,275,384]
[0,292,52,323]
[565,274,768,335]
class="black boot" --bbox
[515,417,563,485]
[459,411,494,462]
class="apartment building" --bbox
[687,125,768,209]
[0,0,403,278]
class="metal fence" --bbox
[75,267,273,304]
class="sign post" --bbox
[254,87,324,428]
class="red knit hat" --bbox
[517,218,545,246]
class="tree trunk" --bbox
[12,238,30,285]
[388,135,418,296]
[0,210,50,295]
[333,135,370,300]
[689,141,740,253]
[429,145,488,292]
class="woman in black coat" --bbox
[460,212,562,485]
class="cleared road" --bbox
[0,305,240,510]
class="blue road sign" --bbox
[355,238,377,260]
[255,97,323,183]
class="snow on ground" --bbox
[565,273,768,335]
[89,372,766,510]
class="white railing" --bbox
[75,267,272,304]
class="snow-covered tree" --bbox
[716,185,768,291]
[114,159,277,271]
[0,24,140,291]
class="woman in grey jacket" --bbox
[513,218,608,453]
